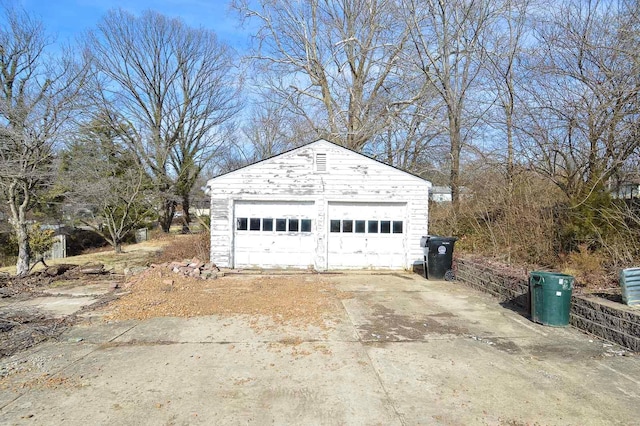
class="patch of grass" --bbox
[0,238,171,276]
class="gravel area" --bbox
[104,269,346,328]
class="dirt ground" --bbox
[105,267,346,328]
[0,268,119,358]
[0,238,169,359]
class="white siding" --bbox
[207,139,430,270]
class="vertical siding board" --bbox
[209,197,231,267]
[208,140,431,269]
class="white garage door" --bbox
[234,201,315,268]
[327,202,407,269]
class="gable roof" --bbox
[206,138,431,187]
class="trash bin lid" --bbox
[530,271,574,279]
[426,236,458,245]
[530,271,574,289]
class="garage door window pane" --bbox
[330,220,341,233]
[263,218,273,232]
[393,221,403,233]
[342,220,353,233]
[237,217,247,230]
[288,219,299,232]
[355,220,365,233]
[250,218,261,231]
[380,221,391,233]
[368,220,379,233]
[301,219,312,232]
[276,218,287,231]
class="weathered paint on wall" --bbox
[206,139,431,270]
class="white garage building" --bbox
[205,139,431,270]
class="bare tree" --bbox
[507,0,640,254]
[237,90,321,162]
[483,0,532,187]
[401,0,503,217]
[234,0,415,151]
[0,2,85,275]
[480,0,534,262]
[522,0,640,202]
[85,9,240,232]
[241,102,300,160]
[370,91,446,173]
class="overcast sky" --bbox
[20,0,250,51]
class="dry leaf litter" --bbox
[105,264,345,329]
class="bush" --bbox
[560,244,610,289]
[430,170,562,267]
[431,166,639,291]
[27,224,56,261]
[0,232,17,267]
[155,232,210,263]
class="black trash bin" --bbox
[420,235,457,280]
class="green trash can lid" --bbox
[530,271,574,279]
[530,271,574,289]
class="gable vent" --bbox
[315,153,327,172]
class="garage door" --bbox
[234,201,315,268]
[327,202,406,269]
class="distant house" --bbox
[612,179,640,200]
[427,186,472,203]
[429,186,452,203]
[204,139,432,270]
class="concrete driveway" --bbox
[1,272,638,425]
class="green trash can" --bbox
[529,271,574,327]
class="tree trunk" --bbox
[114,241,122,254]
[159,198,176,233]
[449,110,462,229]
[15,222,30,276]
[8,181,32,277]
[505,106,514,265]
[182,194,191,233]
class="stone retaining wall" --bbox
[456,257,640,352]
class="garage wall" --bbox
[207,139,430,270]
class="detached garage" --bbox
[205,139,431,270]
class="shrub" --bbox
[430,169,561,267]
[155,232,210,263]
[28,224,56,261]
[0,232,17,267]
[431,165,639,291]
[560,244,609,289]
